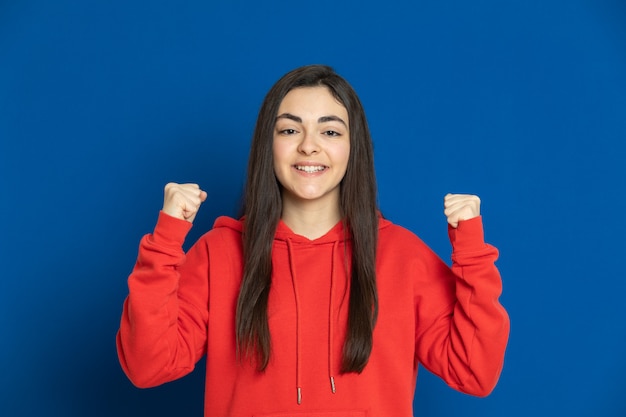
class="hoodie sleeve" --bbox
[414,216,510,397]
[116,211,210,388]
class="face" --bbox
[273,86,350,210]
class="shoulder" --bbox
[186,216,244,272]
[376,217,443,270]
[378,217,428,250]
[375,217,452,291]
[194,216,244,250]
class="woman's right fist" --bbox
[162,183,207,223]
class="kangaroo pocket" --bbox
[255,411,367,417]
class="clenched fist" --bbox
[162,183,207,223]
[444,193,481,228]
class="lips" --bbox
[294,165,327,173]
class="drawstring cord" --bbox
[286,239,303,405]
[329,241,338,394]
[285,238,340,404]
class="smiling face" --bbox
[273,86,350,212]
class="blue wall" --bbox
[1,1,625,416]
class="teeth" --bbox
[296,165,325,173]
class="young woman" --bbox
[116,65,510,417]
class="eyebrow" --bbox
[276,113,347,127]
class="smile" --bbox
[294,165,327,173]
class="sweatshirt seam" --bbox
[452,244,491,255]
[459,264,477,389]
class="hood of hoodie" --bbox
[212,214,391,240]
[211,214,390,405]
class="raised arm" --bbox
[415,194,510,396]
[116,183,210,388]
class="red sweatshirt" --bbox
[117,212,509,417]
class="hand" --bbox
[162,183,207,223]
[444,193,481,228]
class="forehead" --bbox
[277,87,348,118]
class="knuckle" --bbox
[164,182,174,190]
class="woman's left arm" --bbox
[416,194,510,397]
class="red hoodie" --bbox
[117,212,509,417]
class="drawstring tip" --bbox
[297,387,302,405]
[330,376,336,394]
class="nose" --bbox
[297,129,320,155]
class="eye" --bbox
[278,128,297,135]
[323,130,341,137]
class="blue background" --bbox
[1,0,625,415]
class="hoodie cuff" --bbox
[152,210,193,247]
[447,216,486,253]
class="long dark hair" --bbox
[236,65,378,373]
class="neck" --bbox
[280,194,342,240]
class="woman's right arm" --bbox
[116,184,209,388]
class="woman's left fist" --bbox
[444,194,481,228]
